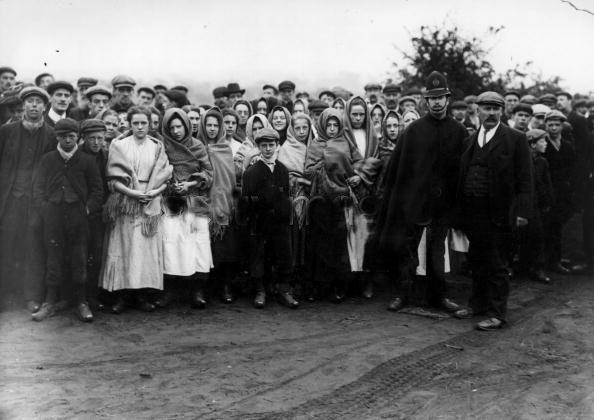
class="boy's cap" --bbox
[254,127,280,143]
[526,129,547,142]
[55,118,79,135]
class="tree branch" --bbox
[561,0,594,16]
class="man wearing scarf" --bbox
[0,87,56,312]
[371,71,466,313]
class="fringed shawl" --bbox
[104,135,172,236]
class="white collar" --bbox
[48,107,66,123]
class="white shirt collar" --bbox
[48,107,66,123]
[477,122,500,147]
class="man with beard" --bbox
[110,75,136,113]
[454,92,532,331]
[0,87,56,311]
[371,71,465,313]
[509,103,533,132]
[44,81,74,127]
[382,83,401,111]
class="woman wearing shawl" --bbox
[332,97,346,114]
[370,103,386,141]
[252,96,279,117]
[97,109,120,151]
[182,105,201,138]
[238,113,271,170]
[100,106,173,314]
[376,110,401,195]
[269,105,292,145]
[277,114,314,296]
[157,108,214,309]
[292,98,309,116]
[199,108,243,303]
[342,96,383,298]
[233,99,253,141]
[402,109,420,127]
[304,108,364,302]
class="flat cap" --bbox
[278,80,296,91]
[137,86,156,97]
[450,100,468,109]
[164,89,190,107]
[171,85,188,93]
[404,87,422,96]
[47,81,74,95]
[212,86,228,98]
[77,77,98,88]
[0,66,16,76]
[538,93,557,105]
[308,99,329,112]
[0,91,22,107]
[464,95,478,104]
[520,94,538,105]
[383,83,401,94]
[318,90,336,99]
[111,74,136,88]
[254,127,280,143]
[54,118,79,134]
[80,118,106,134]
[262,84,279,94]
[504,90,521,98]
[545,110,567,122]
[153,84,167,91]
[19,86,50,104]
[476,91,504,107]
[531,104,551,116]
[34,73,53,86]
[512,103,533,115]
[364,82,382,91]
[85,85,112,100]
[399,95,417,106]
[556,91,572,100]
[574,99,588,108]
[526,129,547,142]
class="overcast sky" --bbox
[1,0,592,102]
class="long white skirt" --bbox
[416,227,451,275]
[344,207,370,272]
[162,210,213,276]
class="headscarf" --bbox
[278,114,313,175]
[342,96,379,159]
[251,96,279,117]
[161,108,213,214]
[293,98,309,115]
[197,107,226,145]
[245,114,271,146]
[332,97,346,112]
[268,105,292,145]
[233,99,253,140]
[401,109,420,127]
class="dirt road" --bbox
[1,266,594,419]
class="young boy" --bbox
[240,128,298,309]
[32,118,103,321]
[519,129,555,283]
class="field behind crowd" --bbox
[1,216,594,419]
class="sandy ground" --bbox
[1,269,594,419]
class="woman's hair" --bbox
[183,105,201,115]
[291,114,311,128]
[97,109,118,121]
[126,105,152,124]
[222,108,240,124]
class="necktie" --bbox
[480,130,487,148]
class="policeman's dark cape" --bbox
[373,113,466,254]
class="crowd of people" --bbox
[0,65,593,331]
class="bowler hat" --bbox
[476,91,504,107]
[54,118,79,135]
[226,83,245,95]
[47,81,74,96]
[423,71,450,98]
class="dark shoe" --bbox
[136,297,156,312]
[153,291,174,308]
[387,297,405,312]
[476,317,503,331]
[531,269,551,283]
[454,307,474,319]
[253,291,266,309]
[551,262,571,275]
[32,302,55,322]
[111,297,127,314]
[87,297,105,312]
[439,297,461,313]
[222,285,234,304]
[26,300,41,313]
[279,291,299,309]
[76,302,94,322]
[362,282,374,299]
[190,290,206,309]
[330,287,345,303]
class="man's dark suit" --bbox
[457,123,533,321]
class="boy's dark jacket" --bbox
[532,154,554,213]
[33,149,104,214]
[240,159,291,234]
